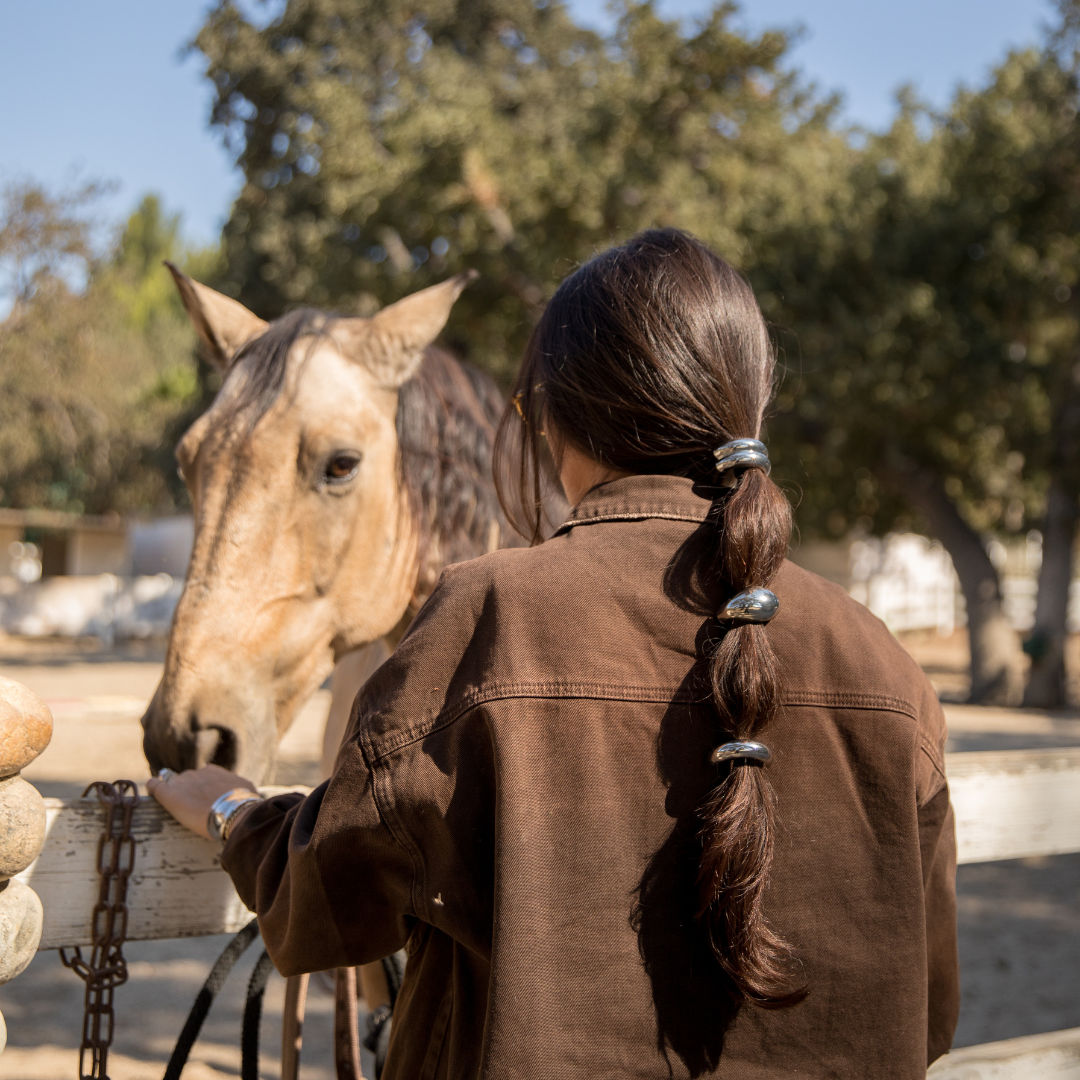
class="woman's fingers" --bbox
[148,764,257,839]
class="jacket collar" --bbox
[555,474,718,535]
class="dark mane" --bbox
[225,309,518,605]
[398,347,523,607]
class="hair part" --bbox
[495,228,802,1006]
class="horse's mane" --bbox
[227,308,520,608]
[398,346,523,605]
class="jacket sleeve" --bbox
[220,742,418,976]
[916,709,960,1065]
[219,562,487,977]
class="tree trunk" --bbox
[1023,370,1080,708]
[1023,479,1079,708]
[882,461,1025,705]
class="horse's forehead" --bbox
[290,341,387,413]
[218,339,391,428]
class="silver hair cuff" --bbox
[711,740,772,766]
[714,438,771,477]
[718,587,779,624]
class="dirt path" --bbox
[0,636,1077,1075]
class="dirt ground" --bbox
[0,631,1078,1076]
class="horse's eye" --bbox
[323,452,361,485]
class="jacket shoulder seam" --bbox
[918,737,948,786]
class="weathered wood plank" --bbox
[948,748,1080,864]
[17,748,1080,948]
[16,788,303,950]
[928,1026,1080,1079]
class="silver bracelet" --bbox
[207,788,264,846]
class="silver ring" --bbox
[156,768,177,782]
[714,438,771,477]
[718,587,779,624]
[711,740,772,765]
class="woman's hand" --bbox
[147,764,257,840]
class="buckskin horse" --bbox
[139,267,544,1072]
[141,266,523,783]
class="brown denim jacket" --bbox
[223,474,959,1079]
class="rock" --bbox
[0,776,46,878]
[0,1007,6,1057]
[0,878,43,984]
[0,677,53,776]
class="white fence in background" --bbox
[0,574,182,641]
[797,529,1080,638]
[850,534,960,636]
[1,522,1077,643]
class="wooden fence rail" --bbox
[949,747,1080,863]
[16,786,302,949]
[17,747,1080,949]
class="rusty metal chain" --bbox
[60,779,140,1080]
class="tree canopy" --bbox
[0,189,217,515]
[196,0,840,381]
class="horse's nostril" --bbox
[195,726,238,770]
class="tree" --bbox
[195,0,840,382]
[0,187,215,515]
[942,46,1080,708]
[760,32,1080,707]
[196,0,1080,704]
[0,178,104,318]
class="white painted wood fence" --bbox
[8,746,1080,1076]
[927,748,1080,1079]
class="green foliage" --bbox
[0,178,105,307]
[199,0,1080,546]
[196,0,837,382]
[0,187,218,515]
[9,0,1080,553]
[764,45,1080,541]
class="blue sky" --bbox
[0,0,1057,249]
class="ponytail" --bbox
[494,227,806,1009]
[697,464,804,1006]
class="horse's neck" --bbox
[320,638,393,779]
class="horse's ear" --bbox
[165,262,268,369]
[339,270,478,387]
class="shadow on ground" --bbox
[0,934,379,1080]
[954,853,1080,1047]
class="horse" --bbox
[140,265,523,785]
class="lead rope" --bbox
[241,950,277,1080]
[162,919,261,1080]
[280,974,310,1080]
[60,780,140,1080]
[334,967,365,1080]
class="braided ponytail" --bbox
[495,228,803,1008]
[698,465,802,1005]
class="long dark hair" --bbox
[494,228,802,1006]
